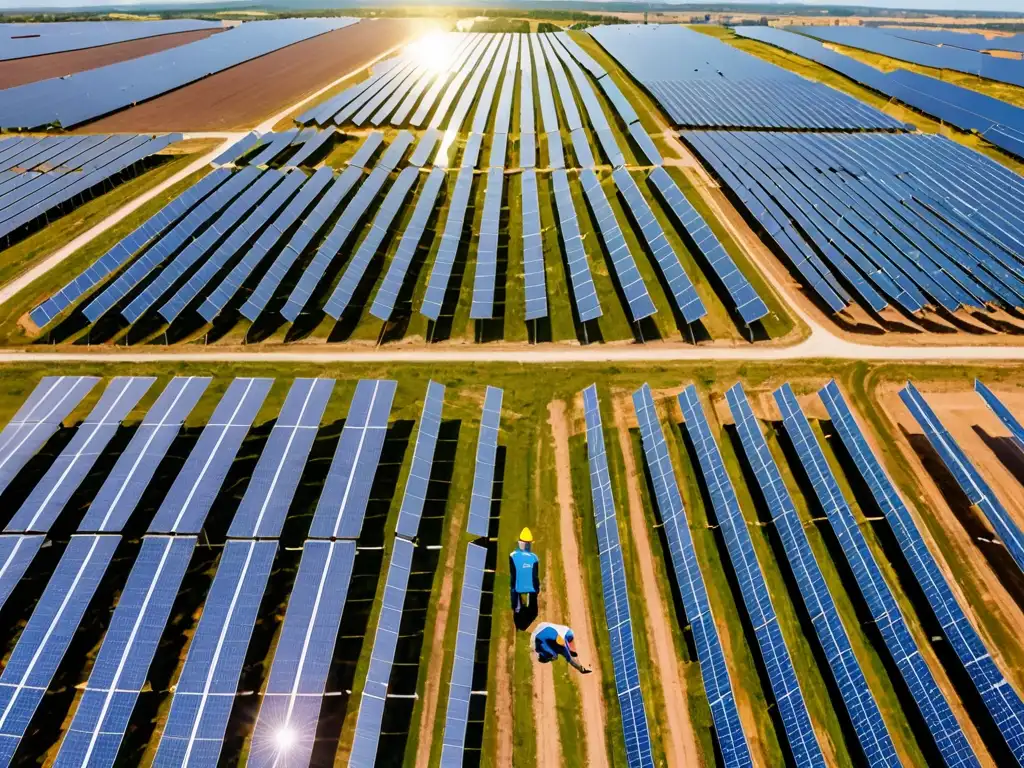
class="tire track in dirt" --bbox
[611,393,699,768]
[548,400,610,768]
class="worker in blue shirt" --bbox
[531,622,591,674]
[509,527,540,616]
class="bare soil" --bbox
[84,19,424,132]
[532,659,562,768]
[495,633,515,766]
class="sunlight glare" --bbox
[406,33,452,72]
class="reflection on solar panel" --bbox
[80,376,210,533]
[349,537,415,765]
[470,167,504,319]
[0,535,43,612]
[228,378,334,539]
[725,383,899,767]
[439,542,487,766]
[975,380,1024,454]
[678,384,825,767]
[411,36,484,128]
[520,169,547,320]
[55,535,195,768]
[551,170,601,322]
[247,540,355,768]
[148,378,272,534]
[579,169,656,322]
[6,376,153,533]
[820,380,999,767]
[421,168,474,321]
[154,539,276,768]
[337,60,415,126]
[647,167,768,325]
[0,376,97,497]
[349,132,384,169]
[395,380,445,539]
[777,383,980,767]
[370,167,446,322]
[901,382,1024,578]
[581,385,653,768]
[631,385,751,767]
[0,534,119,764]
[467,386,503,538]
[309,379,396,539]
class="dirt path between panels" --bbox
[612,394,699,768]
[532,659,562,768]
[495,633,515,766]
[548,400,610,768]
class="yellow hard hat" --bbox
[519,527,534,543]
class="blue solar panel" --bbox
[395,381,445,539]
[228,378,334,539]
[678,384,825,767]
[55,535,195,768]
[247,540,355,768]
[628,122,662,166]
[309,379,396,539]
[541,36,582,132]
[520,169,547,321]
[552,31,606,79]
[147,377,272,534]
[581,385,653,768]
[1,19,222,61]
[213,132,262,166]
[0,534,119,764]
[631,385,752,768]
[349,536,415,765]
[491,34,518,141]
[519,37,536,169]
[153,539,276,768]
[531,35,559,134]
[337,60,416,126]
[421,168,474,321]
[552,169,601,322]
[410,129,441,167]
[249,130,298,168]
[975,380,1024,455]
[470,167,504,319]
[286,128,335,168]
[726,383,900,767]
[411,35,485,128]
[430,35,496,132]
[348,132,384,169]
[0,376,98,497]
[0,535,43,612]
[439,542,487,766]
[6,376,154,533]
[467,386,503,538]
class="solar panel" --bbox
[0,534,119,764]
[395,381,445,539]
[551,169,601,322]
[1,19,221,61]
[421,168,474,321]
[348,132,384,169]
[531,35,559,134]
[154,539,276,768]
[628,122,662,166]
[287,129,334,168]
[677,384,825,767]
[410,129,441,167]
[546,130,565,169]
[147,378,272,535]
[228,378,334,539]
[581,385,653,768]
[309,379,396,539]
[247,540,355,768]
[6,376,154,533]
[0,376,98,497]
[520,169,548,321]
[213,132,262,166]
[631,385,752,767]
[349,536,415,765]
[249,129,298,167]
[541,36,582,132]
[975,380,1024,454]
[0,535,43,612]
[431,35,497,131]
[439,542,487,766]
[54,535,196,768]
[470,167,504,319]
[552,31,605,79]
[465,386,503,538]
[520,132,536,170]
[725,383,899,767]
[459,133,483,170]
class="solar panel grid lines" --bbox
[147,377,273,535]
[818,380,1010,768]
[5,376,154,534]
[467,386,503,538]
[520,168,548,321]
[247,540,355,768]
[677,384,826,768]
[395,381,446,539]
[228,378,335,540]
[79,376,211,534]
[439,542,487,766]
[724,383,900,768]
[551,168,602,322]
[0,376,98,498]
[349,536,415,765]
[578,169,657,322]
[309,379,396,540]
[420,167,474,321]
[0,534,120,764]
[0,535,44,613]
[153,539,277,768]
[975,380,1024,454]
[774,383,985,768]
[54,535,196,768]
[580,384,654,768]
[900,382,1024,579]
[470,167,505,319]
[630,384,752,768]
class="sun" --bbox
[405,33,452,72]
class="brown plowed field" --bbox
[0,28,223,90]
[84,18,424,133]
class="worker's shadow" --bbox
[512,592,539,632]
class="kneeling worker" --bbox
[531,622,592,674]
[509,527,540,614]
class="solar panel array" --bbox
[552,169,602,322]
[421,168,473,321]
[467,386,503,538]
[975,380,1024,454]
[470,167,504,319]
[0,535,43,612]
[395,381,446,539]
[878,26,1024,54]
[677,384,825,767]
[581,385,653,768]
[0,19,222,60]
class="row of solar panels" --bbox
[0,18,359,129]
[683,130,1024,319]
[875,26,1024,55]
[0,133,178,248]
[735,26,1024,161]
[0,19,222,61]
[587,24,906,131]
[213,127,336,169]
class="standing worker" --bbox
[531,622,592,674]
[509,527,540,620]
